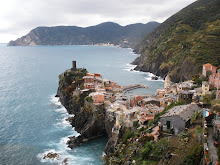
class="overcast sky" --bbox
[0,0,197,43]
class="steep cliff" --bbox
[133,0,220,82]
[56,68,116,152]
[8,22,159,48]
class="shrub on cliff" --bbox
[182,142,202,165]
[122,131,134,144]
[141,142,152,160]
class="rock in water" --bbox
[67,135,84,149]
[43,152,60,160]
[151,76,158,80]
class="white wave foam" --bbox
[38,132,83,164]
[37,149,62,163]
[145,73,165,82]
[37,95,83,164]
[123,63,147,75]
[50,95,62,106]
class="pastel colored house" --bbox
[159,95,176,108]
[92,92,105,104]
[156,89,166,99]
[83,73,103,90]
[83,75,95,90]
[130,95,148,107]
[141,97,160,107]
[194,87,202,97]
[209,72,220,88]
[138,113,154,125]
[202,81,210,95]
[202,63,217,77]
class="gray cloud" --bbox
[0,0,196,42]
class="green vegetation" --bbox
[141,142,153,160]
[211,99,220,113]
[8,22,159,48]
[133,121,140,128]
[122,130,134,144]
[86,96,92,103]
[182,143,203,165]
[202,93,216,104]
[192,75,202,86]
[133,0,220,82]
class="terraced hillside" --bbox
[133,0,220,82]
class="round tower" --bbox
[164,74,171,89]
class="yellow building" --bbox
[202,81,209,96]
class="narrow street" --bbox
[207,127,218,165]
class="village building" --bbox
[130,95,149,107]
[156,89,166,99]
[145,104,164,115]
[83,73,103,90]
[209,72,220,88]
[177,81,194,93]
[106,103,126,121]
[178,91,194,104]
[202,63,217,77]
[194,87,202,97]
[91,92,105,104]
[202,81,210,95]
[141,97,160,107]
[160,103,200,134]
[159,95,176,108]
[138,112,154,125]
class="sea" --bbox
[0,44,164,165]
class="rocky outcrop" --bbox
[8,22,159,48]
[56,68,115,153]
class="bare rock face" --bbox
[67,135,84,149]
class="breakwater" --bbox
[122,84,148,93]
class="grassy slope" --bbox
[133,0,220,82]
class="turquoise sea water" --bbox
[0,44,164,165]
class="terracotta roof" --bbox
[203,63,217,70]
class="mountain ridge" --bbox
[8,21,159,48]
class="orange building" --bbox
[83,73,103,90]
[93,93,105,104]
[130,95,144,107]
[202,63,217,77]
[209,72,220,88]
[83,75,95,89]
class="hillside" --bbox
[132,0,220,82]
[7,22,159,48]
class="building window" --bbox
[167,121,171,129]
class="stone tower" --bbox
[71,61,76,71]
[164,74,171,89]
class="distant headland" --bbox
[7,22,159,48]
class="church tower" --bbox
[164,74,171,89]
